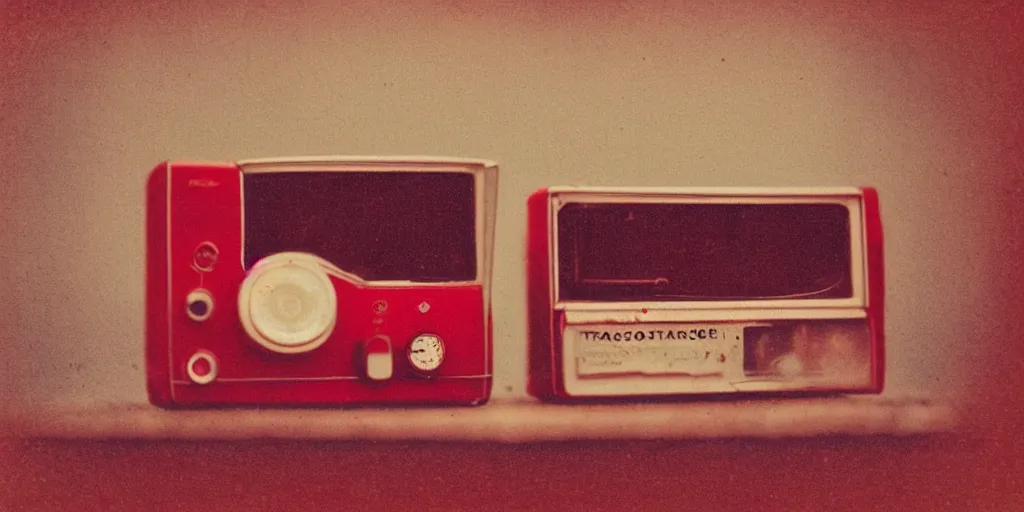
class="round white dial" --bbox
[408,334,445,373]
[238,254,337,355]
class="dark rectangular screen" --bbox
[557,202,853,301]
[244,171,476,282]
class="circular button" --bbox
[186,351,218,385]
[192,242,219,272]
[185,289,214,322]
[408,333,445,373]
[238,255,337,354]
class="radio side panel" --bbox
[147,161,243,407]
[861,186,886,392]
[145,162,172,406]
[480,165,499,398]
[527,188,559,398]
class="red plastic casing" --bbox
[861,187,886,394]
[526,189,557,399]
[146,161,495,407]
[526,187,885,401]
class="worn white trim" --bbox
[547,186,863,197]
[549,191,866,308]
[557,298,866,311]
[237,158,494,288]
[562,307,867,325]
[238,155,498,169]
[478,164,499,380]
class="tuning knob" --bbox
[186,350,218,385]
[185,289,214,322]
[238,254,337,354]
[407,333,445,374]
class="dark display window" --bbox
[557,202,853,301]
[245,171,477,282]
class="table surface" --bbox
[1,395,957,442]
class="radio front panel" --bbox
[146,157,499,407]
[527,187,885,400]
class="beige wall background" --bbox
[1,0,1021,411]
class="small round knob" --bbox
[186,350,218,385]
[192,242,219,272]
[185,289,214,322]
[408,333,445,374]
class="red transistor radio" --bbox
[527,187,884,401]
[146,156,498,407]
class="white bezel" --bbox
[237,156,497,382]
[184,289,214,322]
[543,187,872,398]
[237,252,338,355]
[407,333,446,373]
[548,187,867,310]
[186,351,219,385]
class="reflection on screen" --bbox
[244,171,476,282]
[557,202,853,301]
